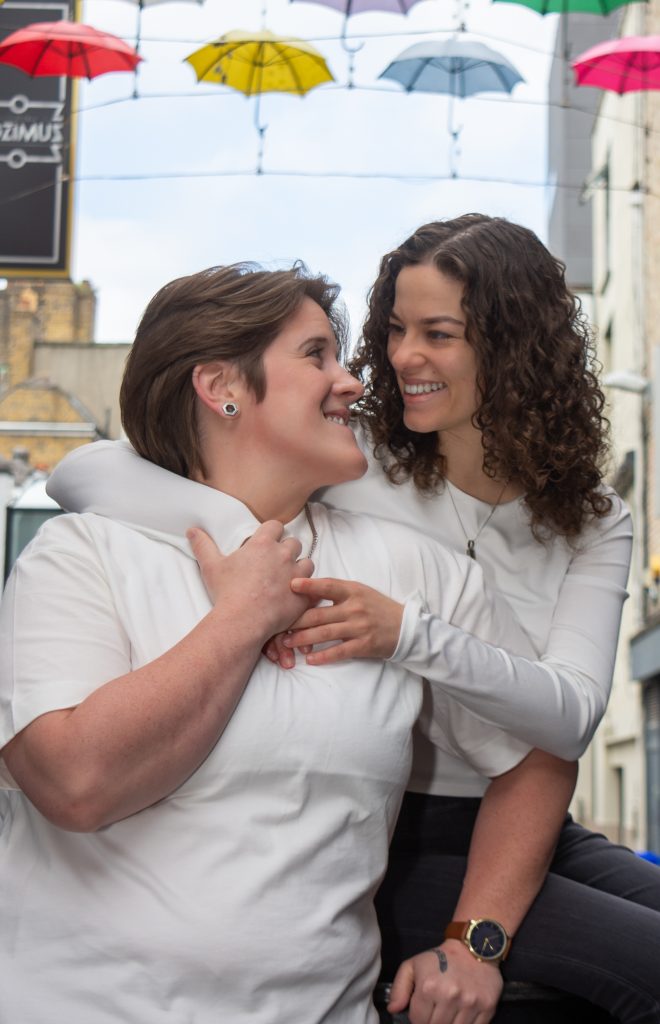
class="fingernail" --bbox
[186,528,197,542]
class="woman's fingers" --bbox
[285,577,404,662]
[262,632,296,670]
[386,947,501,1024]
[187,522,314,637]
[186,526,224,565]
[387,960,415,1013]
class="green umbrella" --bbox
[494,0,643,11]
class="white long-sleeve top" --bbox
[323,426,632,793]
[46,431,632,796]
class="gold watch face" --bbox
[465,919,508,961]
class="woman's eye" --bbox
[428,331,450,342]
[387,323,404,335]
[308,347,324,361]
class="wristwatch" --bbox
[444,919,511,963]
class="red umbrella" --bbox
[0,20,142,79]
[573,35,660,93]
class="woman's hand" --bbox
[276,577,404,666]
[388,941,503,1024]
[188,521,315,640]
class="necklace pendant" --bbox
[466,539,476,560]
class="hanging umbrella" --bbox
[0,20,141,78]
[290,0,423,11]
[185,29,334,171]
[290,0,426,71]
[493,0,640,12]
[379,39,524,175]
[379,39,524,96]
[185,29,334,96]
[573,34,660,92]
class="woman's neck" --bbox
[192,465,309,526]
[441,433,523,504]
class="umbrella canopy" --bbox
[0,20,141,78]
[573,34,660,92]
[379,39,524,97]
[289,0,423,12]
[185,29,334,96]
[493,0,641,13]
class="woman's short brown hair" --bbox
[352,213,611,538]
[120,262,347,479]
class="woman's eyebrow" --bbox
[390,311,465,327]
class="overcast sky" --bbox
[68,0,559,342]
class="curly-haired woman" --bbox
[282,214,659,1024]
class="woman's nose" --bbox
[334,366,364,402]
[388,333,424,371]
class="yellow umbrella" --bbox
[184,29,334,97]
[185,29,334,172]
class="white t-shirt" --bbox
[46,431,633,795]
[0,483,531,1024]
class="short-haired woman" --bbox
[0,262,574,1024]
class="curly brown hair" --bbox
[351,213,611,538]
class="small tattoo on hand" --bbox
[432,948,448,973]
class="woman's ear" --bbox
[192,362,240,416]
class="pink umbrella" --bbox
[573,34,660,93]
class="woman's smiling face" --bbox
[243,296,367,493]
[386,262,480,443]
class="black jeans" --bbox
[375,793,660,1024]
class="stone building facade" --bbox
[589,0,660,853]
[0,277,130,469]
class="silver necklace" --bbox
[303,502,318,559]
[446,479,509,561]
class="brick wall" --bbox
[0,277,96,365]
[0,277,126,469]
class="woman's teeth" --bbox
[404,382,444,395]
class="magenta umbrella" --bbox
[573,34,660,93]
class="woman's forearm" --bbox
[451,749,578,934]
[386,750,578,1019]
[393,605,616,760]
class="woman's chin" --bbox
[329,451,369,487]
[402,409,438,435]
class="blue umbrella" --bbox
[379,38,524,97]
[378,39,524,174]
